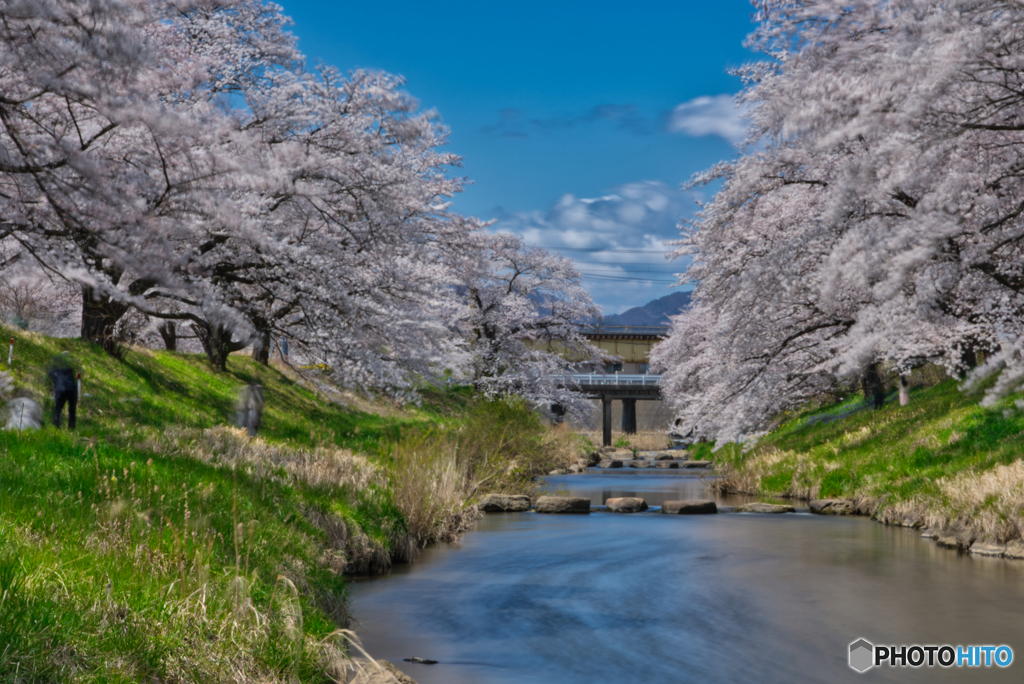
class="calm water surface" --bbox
[349,472,1024,683]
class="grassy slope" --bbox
[0,328,474,682]
[3,329,466,452]
[715,378,1024,538]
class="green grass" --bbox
[0,328,495,682]
[716,377,1024,511]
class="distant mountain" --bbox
[602,291,692,327]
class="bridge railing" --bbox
[567,373,661,387]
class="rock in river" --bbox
[536,496,591,514]
[479,494,531,513]
[735,502,795,514]
[605,497,648,513]
[661,500,717,515]
[680,460,713,469]
[1004,540,1024,560]
[597,459,623,469]
[969,542,1007,557]
[808,499,856,515]
[654,461,679,469]
[628,460,651,468]
[936,536,968,550]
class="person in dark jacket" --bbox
[47,359,77,429]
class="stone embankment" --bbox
[800,496,1024,560]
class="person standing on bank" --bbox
[47,358,78,429]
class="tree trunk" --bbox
[157,321,177,351]
[898,375,910,406]
[81,286,129,355]
[251,329,271,364]
[861,362,886,409]
[959,345,979,378]
[192,322,241,371]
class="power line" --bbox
[546,246,673,254]
[575,263,683,273]
[580,273,680,284]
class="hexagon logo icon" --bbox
[849,638,874,673]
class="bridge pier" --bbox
[602,396,613,447]
[621,398,637,434]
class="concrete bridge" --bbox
[538,325,670,446]
[569,373,662,446]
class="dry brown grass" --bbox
[574,429,672,452]
[935,460,1024,542]
[543,425,589,469]
[389,433,478,547]
[148,426,385,492]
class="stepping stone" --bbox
[479,494,531,512]
[605,497,648,513]
[597,459,623,468]
[654,461,679,469]
[661,500,717,515]
[734,502,795,514]
[680,460,713,469]
[628,460,651,468]
[535,496,590,514]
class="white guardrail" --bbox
[569,373,661,387]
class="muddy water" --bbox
[349,472,1024,683]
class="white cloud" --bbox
[667,94,750,144]
[489,181,694,314]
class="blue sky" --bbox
[280,0,759,313]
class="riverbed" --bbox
[349,471,1024,683]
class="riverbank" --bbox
[0,329,583,682]
[708,377,1024,555]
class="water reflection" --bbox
[349,473,1024,683]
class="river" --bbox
[349,471,1024,683]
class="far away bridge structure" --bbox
[549,325,669,447]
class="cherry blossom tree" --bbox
[0,1,483,392]
[0,0,246,353]
[138,2,483,382]
[453,232,603,419]
[655,0,1024,441]
[0,0,600,407]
